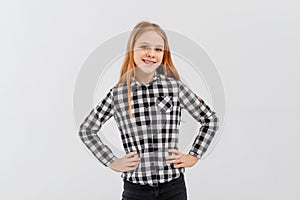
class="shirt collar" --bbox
[130,70,161,92]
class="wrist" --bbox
[187,153,199,161]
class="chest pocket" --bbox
[156,95,173,113]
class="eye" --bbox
[141,45,150,49]
[155,48,163,52]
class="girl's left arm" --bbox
[177,81,219,160]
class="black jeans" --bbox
[121,173,188,200]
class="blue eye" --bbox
[141,45,150,49]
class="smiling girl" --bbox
[78,21,219,200]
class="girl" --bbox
[79,21,219,200]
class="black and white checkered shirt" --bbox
[78,68,219,186]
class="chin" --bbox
[137,64,159,74]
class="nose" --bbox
[146,48,155,58]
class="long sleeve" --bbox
[177,81,219,159]
[78,88,117,167]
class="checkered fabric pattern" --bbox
[78,67,219,187]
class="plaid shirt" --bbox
[78,68,219,186]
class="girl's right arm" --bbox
[78,88,117,167]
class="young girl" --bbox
[79,21,219,200]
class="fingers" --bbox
[125,150,138,158]
[166,157,182,164]
[125,151,141,168]
[125,161,140,168]
[166,149,185,167]
[165,154,181,161]
[125,166,138,171]
[109,151,141,173]
[166,149,183,161]
[126,157,141,167]
[168,149,182,155]
[114,149,190,172]
[124,158,140,171]
[173,163,185,168]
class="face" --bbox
[133,30,164,75]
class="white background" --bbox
[1,0,299,199]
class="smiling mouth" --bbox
[142,59,156,64]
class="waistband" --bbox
[123,172,185,188]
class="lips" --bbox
[142,59,156,64]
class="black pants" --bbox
[121,173,188,200]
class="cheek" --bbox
[134,51,143,60]
[158,53,164,61]
[133,53,140,63]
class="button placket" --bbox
[144,85,152,126]
[132,84,152,127]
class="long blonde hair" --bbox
[115,21,181,118]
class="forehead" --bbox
[135,30,164,47]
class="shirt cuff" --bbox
[104,155,118,167]
[188,150,202,159]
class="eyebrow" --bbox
[138,42,164,48]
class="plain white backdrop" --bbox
[1,0,299,199]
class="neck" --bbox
[134,69,156,84]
